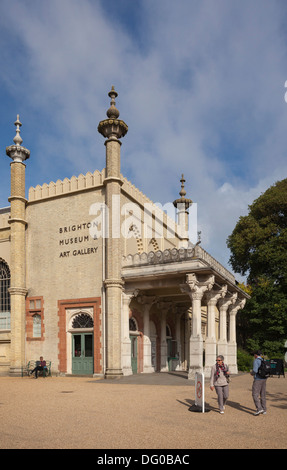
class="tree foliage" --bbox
[227,179,287,357]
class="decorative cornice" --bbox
[103,176,124,186]
[123,245,235,284]
[8,218,27,226]
[98,119,128,139]
[8,196,28,204]
[28,169,105,202]
[229,298,246,315]
[8,287,28,296]
[6,145,30,163]
[122,289,139,302]
[218,292,238,310]
[181,273,215,300]
[104,278,125,289]
[206,285,228,305]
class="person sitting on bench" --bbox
[30,356,47,378]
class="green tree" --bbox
[227,178,287,357]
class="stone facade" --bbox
[0,90,249,378]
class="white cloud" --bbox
[0,0,287,279]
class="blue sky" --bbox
[1,0,287,281]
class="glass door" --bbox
[130,335,137,374]
[72,333,93,375]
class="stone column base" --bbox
[105,369,124,379]
[143,366,155,374]
[9,367,24,377]
[188,366,203,380]
[122,367,133,376]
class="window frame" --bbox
[0,259,11,331]
[26,297,44,341]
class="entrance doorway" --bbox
[72,333,93,375]
[129,317,138,374]
[150,320,157,371]
[130,335,137,374]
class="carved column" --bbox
[6,116,30,376]
[138,295,156,373]
[217,293,237,362]
[98,87,128,378]
[180,273,214,378]
[157,302,172,372]
[122,290,138,376]
[175,309,182,370]
[184,308,192,371]
[228,298,246,373]
[204,285,227,375]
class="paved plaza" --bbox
[0,371,286,449]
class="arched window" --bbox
[166,324,171,338]
[129,317,137,332]
[72,313,94,329]
[26,297,44,340]
[0,260,10,330]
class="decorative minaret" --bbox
[6,116,30,376]
[98,87,128,378]
[173,174,192,247]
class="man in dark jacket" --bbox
[30,356,47,379]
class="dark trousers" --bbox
[32,366,44,378]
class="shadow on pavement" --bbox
[91,371,193,386]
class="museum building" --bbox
[0,88,248,378]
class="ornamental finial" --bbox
[13,115,23,146]
[98,87,128,139]
[179,174,187,198]
[106,86,120,119]
[173,174,192,210]
[6,115,30,162]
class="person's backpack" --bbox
[257,358,271,378]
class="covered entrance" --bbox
[122,245,249,378]
[58,299,101,377]
[70,312,94,375]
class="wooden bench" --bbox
[26,360,52,378]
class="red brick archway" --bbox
[58,297,101,374]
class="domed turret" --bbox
[98,86,128,140]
